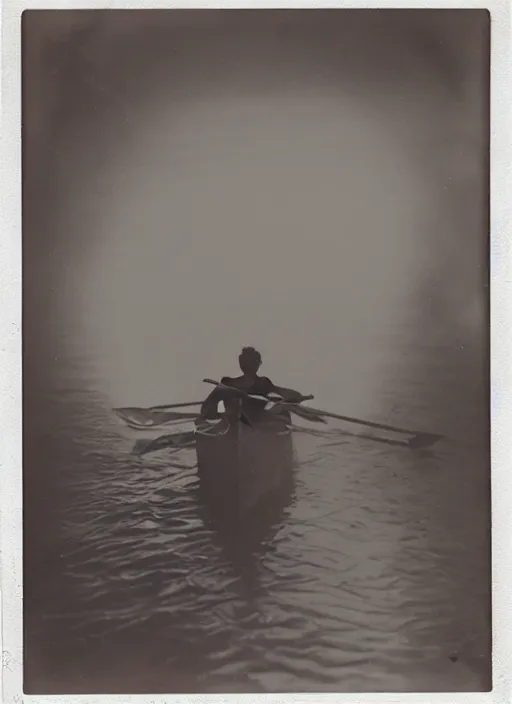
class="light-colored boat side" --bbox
[196,415,294,516]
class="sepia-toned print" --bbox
[22,9,490,694]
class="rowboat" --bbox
[113,380,443,491]
[195,412,294,517]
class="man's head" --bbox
[238,346,262,375]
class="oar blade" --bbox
[132,431,197,456]
[408,433,443,450]
[115,407,198,429]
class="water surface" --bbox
[24,324,490,694]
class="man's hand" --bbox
[271,386,313,403]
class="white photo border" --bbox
[1,1,510,702]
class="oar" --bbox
[202,378,315,404]
[116,409,198,421]
[298,406,442,448]
[117,380,312,428]
[117,382,282,431]
[114,379,269,431]
[146,401,202,411]
[115,400,202,414]
[113,407,199,430]
[202,378,282,402]
[290,421,439,449]
[202,379,331,427]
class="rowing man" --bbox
[200,346,307,422]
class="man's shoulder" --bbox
[258,376,274,391]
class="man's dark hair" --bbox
[239,346,262,371]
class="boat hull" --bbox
[195,415,294,516]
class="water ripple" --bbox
[24,354,490,694]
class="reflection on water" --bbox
[23,336,490,694]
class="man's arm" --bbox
[200,388,222,419]
[200,377,237,419]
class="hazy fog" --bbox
[23,11,488,412]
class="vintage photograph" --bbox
[22,9,490,694]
